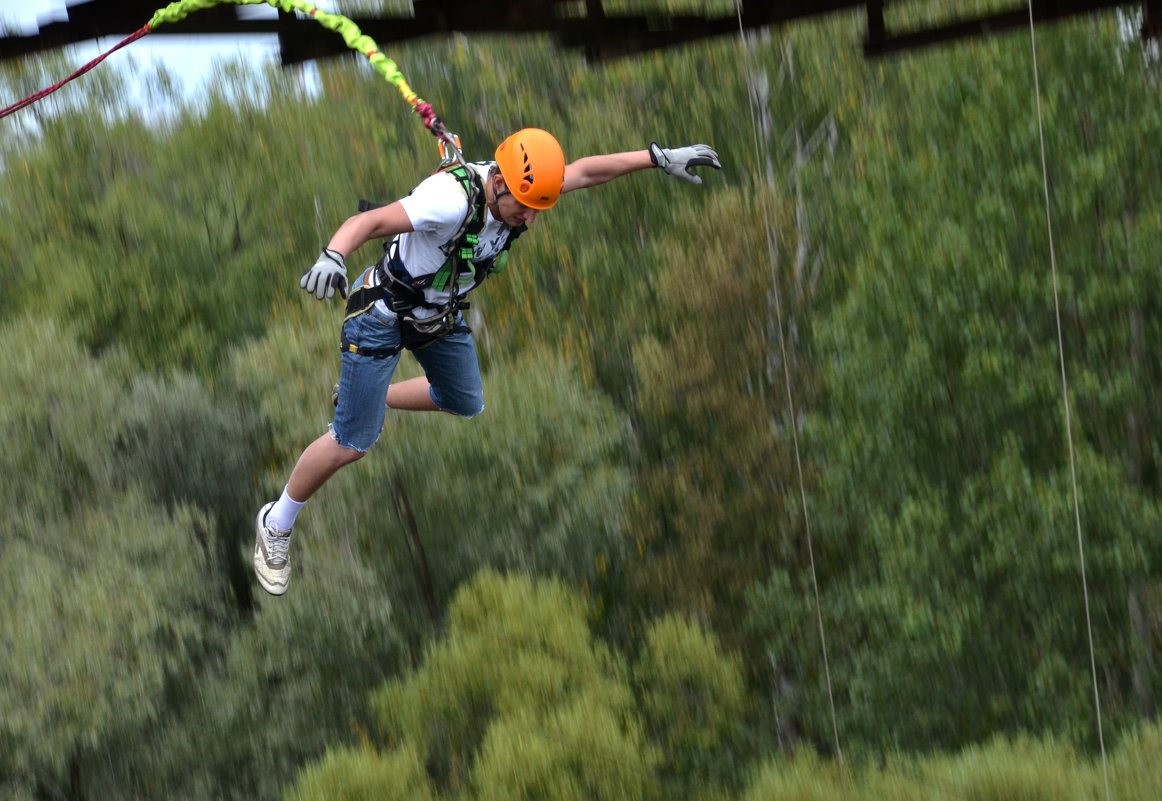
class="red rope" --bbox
[0,25,151,121]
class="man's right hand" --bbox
[300,249,348,301]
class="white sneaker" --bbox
[253,502,292,596]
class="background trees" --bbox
[1,3,1159,799]
[286,571,744,801]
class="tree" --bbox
[284,570,659,800]
[633,614,747,798]
[1,494,220,798]
[754,16,1162,752]
[613,185,815,668]
[275,351,634,645]
[92,553,403,801]
[287,745,434,801]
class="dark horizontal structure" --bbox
[0,0,1157,65]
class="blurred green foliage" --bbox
[0,1,1160,799]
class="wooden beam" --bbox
[554,15,742,61]
[863,0,1130,57]
[1145,0,1162,38]
[53,0,174,30]
[556,1,864,61]
[0,0,1152,67]
[866,0,886,46]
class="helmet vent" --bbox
[494,128,565,210]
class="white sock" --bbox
[267,487,306,532]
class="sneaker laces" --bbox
[263,526,291,564]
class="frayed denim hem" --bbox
[328,422,377,454]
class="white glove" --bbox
[649,142,722,185]
[300,248,348,301]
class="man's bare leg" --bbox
[286,432,366,502]
[286,377,439,503]
[387,376,440,412]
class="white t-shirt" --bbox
[378,161,512,319]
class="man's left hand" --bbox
[649,143,722,185]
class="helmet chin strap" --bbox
[488,176,510,219]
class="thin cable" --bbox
[0,27,151,121]
[734,2,846,790]
[1025,5,1111,798]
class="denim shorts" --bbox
[330,272,485,452]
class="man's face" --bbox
[492,174,539,227]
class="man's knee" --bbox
[327,425,378,458]
[443,398,484,418]
[340,445,369,462]
[430,386,484,418]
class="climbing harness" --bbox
[342,160,525,356]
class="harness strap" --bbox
[344,279,392,321]
[342,162,521,355]
[341,271,472,356]
[339,331,401,360]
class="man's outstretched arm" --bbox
[562,142,721,194]
[299,201,416,301]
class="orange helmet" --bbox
[494,128,565,210]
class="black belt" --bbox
[340,267,469,357]
[339,268,401,359]
[339,330,400,360]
